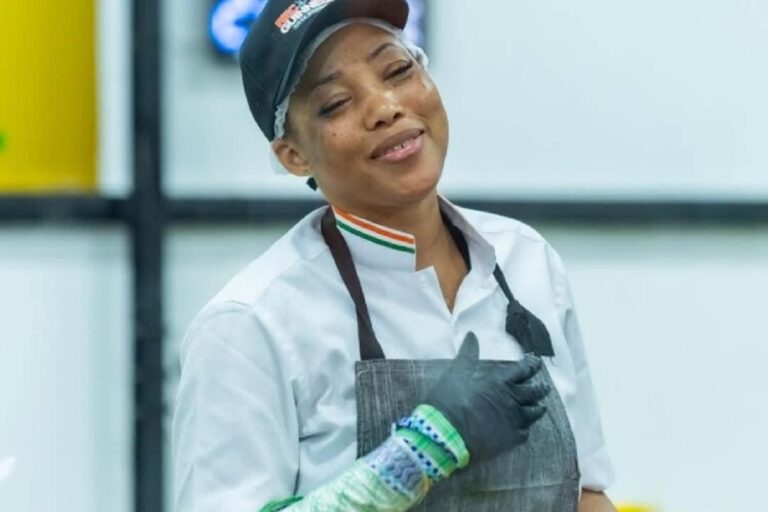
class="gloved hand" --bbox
[425,332,550,466]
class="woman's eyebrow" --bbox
[366,42,396,62]
[310,70,342,92]
[309,42,399,93]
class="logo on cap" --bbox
[275,0,336,34]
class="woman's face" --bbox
[273,23,449,216]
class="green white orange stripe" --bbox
[333,206,417,254]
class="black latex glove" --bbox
[425,332,550,466]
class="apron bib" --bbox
[320,207,580,511]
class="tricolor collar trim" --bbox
[332,206,417,254]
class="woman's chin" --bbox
[389,168,442,203]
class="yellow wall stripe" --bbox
[0,1,97,192]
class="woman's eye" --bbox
[387,61,414,80]
[318,98,350,117]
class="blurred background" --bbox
[1,0,767,511]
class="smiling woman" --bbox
[172,1,617,511]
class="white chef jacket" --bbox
[172,195,615,512]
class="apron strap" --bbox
[493,265,515,303]
[320,207,386,360]
[494,265,555,357]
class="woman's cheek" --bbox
[315,123,344,159]
[318,123,363,167]
[414,72,438,99]
[408,75,446,122]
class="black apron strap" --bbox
[320,207,386,361]
[494,265,555,357]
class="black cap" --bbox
[240,0,410,140]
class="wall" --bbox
[0,228,131,512]
[163,0,768,199]
[543,223,768,509]
[0,1,97,192]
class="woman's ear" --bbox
[271,139,312,177]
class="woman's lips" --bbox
[372,131,424,163]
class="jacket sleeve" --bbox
[172,301,300,512]
[265,405,469,512]
[546,244,616,491]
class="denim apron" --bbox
[320,207,580,510]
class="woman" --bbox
[172,0,616,510]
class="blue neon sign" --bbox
[209,0,428,56]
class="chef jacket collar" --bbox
[330,194,498,277]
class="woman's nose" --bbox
[364,89,405,131]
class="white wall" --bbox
[0,227,131,512]
[97,0,132,196]
[542,223,768,510]
[163,0,768,199]
[431,0,768,200]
